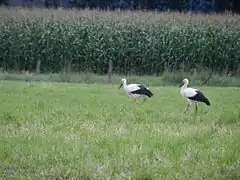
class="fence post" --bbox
[36,60,41,74]
[108,60,113,83]
[67,60,72,74]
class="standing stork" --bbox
[179,78,210,113]
[119,78,153,103]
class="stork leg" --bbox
[195,103,198,114]
[132,98,137,104]
[141,98,147,104]
[184,104,190,114]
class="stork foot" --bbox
[183,104,190,114]
[132,99,137,104]
[141,98,147,104]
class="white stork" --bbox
[179,78,210,113]
[119,78,153,103]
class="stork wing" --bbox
[184,88,198,97]
[130,84,153,97]
[126,84,141,92]
[137,84,149,90]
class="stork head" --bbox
[179,78,189,88]
[119,78,127,89]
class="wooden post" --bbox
[36,60,41,74]
[108,60,113,83]
[67,60,72,74]
[237,63,240,75]
[66,60,72,82]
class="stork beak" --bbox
[179,82,184,88]
[119,83,123,89]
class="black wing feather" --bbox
[130,84,153,98]
[188,90,210,105]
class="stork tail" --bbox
[147,90,154,98]
[204,98,210,106]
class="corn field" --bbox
[0,8,240,75]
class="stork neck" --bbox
[180,84,186,97]
[183,83,188,88]
[122,80,127,88]
[180,83,188,91]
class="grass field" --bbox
[0,80,239,179]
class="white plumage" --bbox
[119,78,153,103]
[179,78,210,113]
[181,87,198,98]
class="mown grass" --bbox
[0,80,239,179]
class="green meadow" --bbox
[0,80,239,179]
